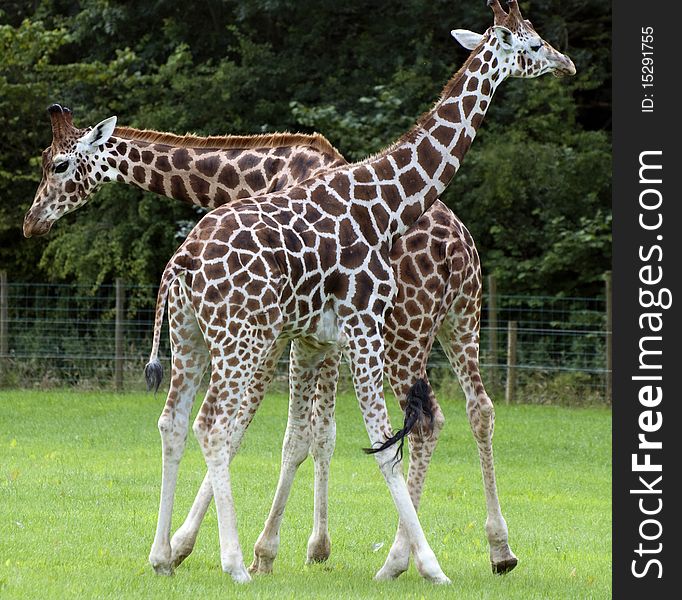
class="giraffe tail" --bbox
[144,262,184,393]
[363,378,433,464]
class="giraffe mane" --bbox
[112,127,345,162]
[359,39,489,165]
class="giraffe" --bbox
[24,1,574,581]
[25,105,514,577]
[23,106,345,238]
[139,0,574,583]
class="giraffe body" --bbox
[25,0,574,583]
[25,110,498,575]
[143,2,573,582]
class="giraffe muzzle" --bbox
[23,212,52,238]
[552,54,576,77]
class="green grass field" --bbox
[0,389,611,599]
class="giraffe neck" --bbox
[359,36,506,241]
[101,135,343,209]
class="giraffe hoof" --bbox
[492,556,518,574]
[170,549,191,569]
[306,535,331,564]
[151,563,174,576]
[248,556,273,575]
[170,533,196,568]
[374,569,400,581]
[305,553,330,564]
[227,566,252,584]
[374,562,408,581]
[428,573,452,585]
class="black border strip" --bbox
[613,1,681,594]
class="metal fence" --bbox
[0,272,611,404]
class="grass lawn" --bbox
[0,388,611,599]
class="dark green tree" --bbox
[1,0,611,296]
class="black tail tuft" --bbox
[144,359,164,393]
[363,378,433,464]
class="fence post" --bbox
[605,271,612,403]
[505,320,517,405]
[0,271,7,359]
[487,274,498,388]
[115,278,125,391]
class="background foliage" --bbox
[0,0,611,296]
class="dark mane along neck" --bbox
[112,126,344,161]
[376,39,489,156]
[348,35,501,242]
[104,126,346,211]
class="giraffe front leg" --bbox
[250,340,326,575]
[149,283,208,575]
[345,329,450,584]
[376,377,445,580]
[170,339,287,569]
[306,347,341,564]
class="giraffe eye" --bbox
[530,44,542,52]
[54,161,69,174]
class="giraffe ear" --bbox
[78,116,117,150]
[450,29,484,50]
[491,26,514,51]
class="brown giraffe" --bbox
[138,0,574,583]
[23,106,344,236]
[27,0,572,580]
[24,105,511,576]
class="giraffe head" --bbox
[23,104,117,237]
[451,0,575,79]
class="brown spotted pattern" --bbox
[27,1,574,583]
[24,111,345,238]
[143,3,572,582]
[26,105,488,579]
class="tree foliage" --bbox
[1,0,611,296]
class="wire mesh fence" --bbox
[0,273,611,404]
[480,291,609,405]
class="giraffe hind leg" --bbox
[149,280,209,575]
[193,377,250,582]
[170,337,288,569]
[437,312,518,574]
[194,327,281,583]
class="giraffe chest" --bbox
[274,306,346,350]
[310,304,347,346]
